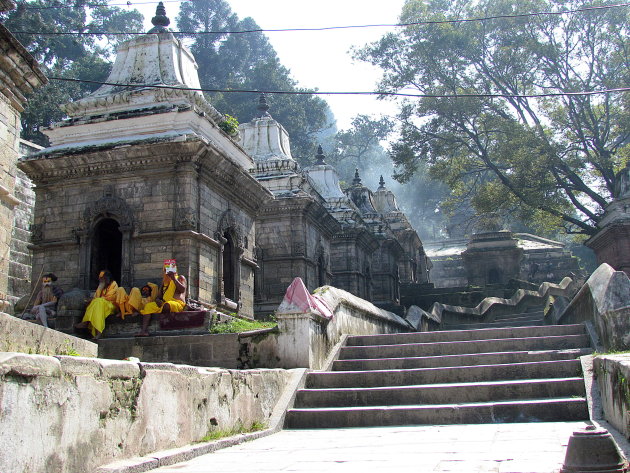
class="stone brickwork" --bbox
[254,197,338,316]
[19,139,268,317]
[0,21,46,313]
[0,92,20,304]
[8,167,35,306]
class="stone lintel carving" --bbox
[216,209,245,249]
[83,194,134,229]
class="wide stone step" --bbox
[493,311,545,322]
[333,348,591,371]
[285,398,589,429]
[295,377,586,408]
[443,313,546,330]
[339,334,590,360]
[345,324,584,347]
[443,319,545,330]
[306,359,582,389]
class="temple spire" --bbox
[148,2,171,33]
[353,168,362,186]
[378,175,385,189]
[257,93,271,118]
[315,145,326,165]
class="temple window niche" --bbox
[216,210,245,311]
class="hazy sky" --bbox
[122,0,406,129]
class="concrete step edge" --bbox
[298,377,586,393]
[335,348,591,364]
[288,397,587,413]
[346,325,585,346]
[312,359,582,377]
[341,334,589,352]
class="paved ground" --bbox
[153,422,591,473]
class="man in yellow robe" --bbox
[75,270,119,339]
[135,269,186,337]
[116,283,158,319]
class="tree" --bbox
[357,0,630,237]
[327,114,394,180]
[176,0,333,163]
[2,0,143,145]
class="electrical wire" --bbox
[48,76,630,99]
[11,2,630,36]
[17,0,186,9]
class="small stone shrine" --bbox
[304,153,380,301]
[18,5,271,317]
[239,96,339,316]
[586,163,630,276]
[372,175,432,285]
[345,169,405,309]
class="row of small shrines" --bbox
[12,9,430,320]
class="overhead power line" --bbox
[12,2,630,36]
[49,76,630,99]
[17,0,186,9]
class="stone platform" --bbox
[99,421,630,473]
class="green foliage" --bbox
[218,114,239,136]
[198,421,266,442]
[209,318,276,334]
[176,0,333,162]
[2,0,144,145]
[358,0,630,237]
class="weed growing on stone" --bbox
[209,318,276,334]
[198,421,267,442]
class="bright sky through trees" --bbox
[125,0,405,129]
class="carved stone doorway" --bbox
[90,218,122,288]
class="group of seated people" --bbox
[22,266,187,340]
[75,268,187,339]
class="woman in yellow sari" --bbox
[75,270,119,339]
[135,269,187,337]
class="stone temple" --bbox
[17,6,429,320]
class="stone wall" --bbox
[98,333,241,369]
[254,197,336,317]
[8,168,35,307]
[593,355,630,439]
[0,312,97,357]
[0,92,20,308]
[0,352,294,473]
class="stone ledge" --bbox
[0,311,97,357]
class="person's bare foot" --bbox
[115,312,122,318]
[74,321,88,329]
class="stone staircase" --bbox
[285,309,592,429]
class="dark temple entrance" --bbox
[90,218,122,288]
[222,231,236,301]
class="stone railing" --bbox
[0,352,300,473]
[428,276,578,327]
[556,263,630,351]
